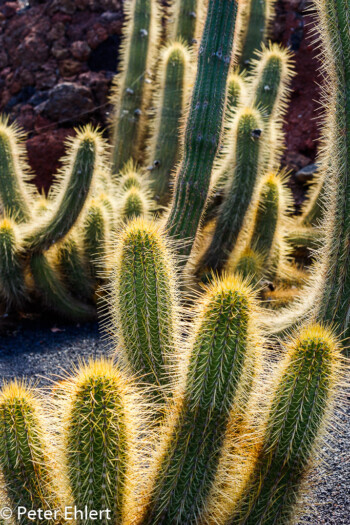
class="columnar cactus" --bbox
[169,0,201,45]
[226,324,341,525]
[237,0,275,70]
[0,218,25,307]
[147,42,191,205]
[137,276,260,524]
[165,0,239,260]
[200,107,265,272]
[61,359,139,525]
[24,127,104,254]
[0,117,33,223]
[81,199,108,282]
[109,218,179,393]
[110,0,161,174]
[55,236,93,301]
[0,382,61,524]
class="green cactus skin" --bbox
[0,382,61,525]
[238,0,275,70]
[138,276,258,525]
[0,219,26,307]
[301,172,326,227]
[0,118,32,224]
[30,253,95,321]
[110,0,159,174]
[62,360,136,525]
[110,218,178,393]
[148,42,191,206]
[24,127,101,254]
[55,236,93,301]
[201,107,264,272]
[82,200,108,282]
[227,324,340,525]
[165,0,239,260]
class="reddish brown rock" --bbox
[71,40,91,61]
[86,23,109,49]
[27,128,75,192]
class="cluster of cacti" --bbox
[0,219,344,524]
[1,0,350,520]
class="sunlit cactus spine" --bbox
[110,0,161,174]
[165,0,239,261]
[147,42,191,205]
[201,107,264,273]
[109,218,179,395]
[81,199,109,283]
[237,0,275,70]
[0,218,26,308]
[60,359,140,525]
[24,126,105,254]
[300,171,326,227]
[226,324,341,524]
[119,186,151,220]
[0,117,33,223]
[137,275,260,524]
[0,382,61,524]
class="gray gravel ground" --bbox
[0,320,348,524]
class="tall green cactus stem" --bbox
[0,382,61,524]
[110,0,160,174]
[55,236,93,301]
[0,218,26,307]
[82,199,108,282]
[110,218,178,393]
[250,44,293,122]
[170,0,200,45]
[249,44,293,169]
[148,42,191,205]
[24,127,103,254]
[138,276,259,524]
[0,118,32,223]
[30,253,95,321]
[201,107,264,272]
[227,324,341,525]
[62,359,139,525]
[237,0,275,70]
[165,0,239,260]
